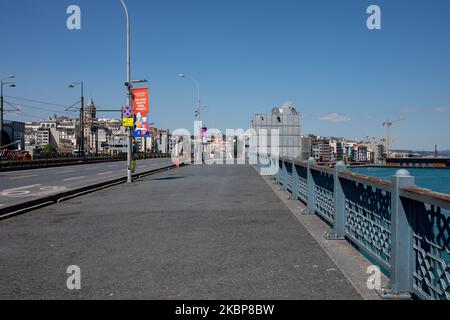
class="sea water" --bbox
[349,167,450,195]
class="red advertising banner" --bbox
[132,87,149,116]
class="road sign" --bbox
[123,105,133,118]
[122,118,134,127]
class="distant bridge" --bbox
[386,157,450,168]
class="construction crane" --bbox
[383,118,406,158]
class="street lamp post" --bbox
[179,74,201,121]
[120,0,133,183]
[69,82,84,157]
[179,74,205,163]
[0,75,16,148]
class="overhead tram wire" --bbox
[4,95,71,108]
[5,101,64,113]
[3,101,20,112]
[6,95,120,114]
[5,95,121,121]
[4,100,81,119]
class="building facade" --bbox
[252,101,301,158]
[2,120,25,150]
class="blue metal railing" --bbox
[256,154,450,300]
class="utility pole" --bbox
[167,128,170,157]
[121,0,133,183]
[179,73,204,163]
[80,82,85,157]
[0,85,4,148]
[68,81,84,157]
[0,75,16,148]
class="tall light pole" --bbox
[68,82,84,157]
[1,75,16,148]
[120,0,133,183]
[179,73,205,163]
[179,74,202,121]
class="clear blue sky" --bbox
[1,0,450,150]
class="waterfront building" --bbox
[300,135,315,161]
[252,101,301,158]
[312,138,333,163]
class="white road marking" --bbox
[64,176,85,181]
[56,170,75,174]
[2,184,41,192]
[1,184,42,197]
[97,172,113,176]
[9,175,38,180]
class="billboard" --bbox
[132,87,150,137]
[133,112,151,138]
[132,87,149,116]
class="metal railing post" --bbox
[290,159,300,200]
[280,159,288,191]
[325,161,347,240]
[271,155,279,184]
[379,169,415,299]
[303,157,317,214]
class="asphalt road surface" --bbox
[0,164,361,299]
[0,158,174,210]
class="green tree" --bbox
[41,144,57,153]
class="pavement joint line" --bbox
[253,165,387,301]
[0,164,182,221]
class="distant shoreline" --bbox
[348,164,450,169]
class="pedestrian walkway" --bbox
[0,165,361,299]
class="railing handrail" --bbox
[309,164,335,175]
[339,171,393,191]
[257,153,450,300]
[400,187,450,210]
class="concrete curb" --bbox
[0,164,181,221]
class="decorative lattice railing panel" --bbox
[341,178,392,270]
[311,169,335,224]
[403,199,450,300]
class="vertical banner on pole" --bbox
[132,87,150,138]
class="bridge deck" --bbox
[0,165,361,299]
